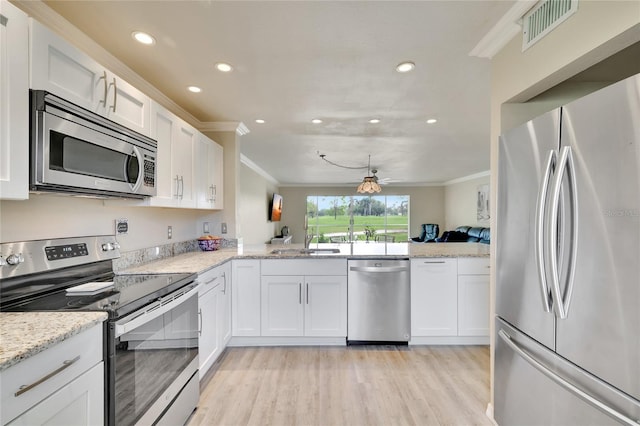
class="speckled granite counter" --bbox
[0,312,107,371]
[121,242,489,275]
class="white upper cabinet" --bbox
[0,0,29,200]
[29,20,150,136]
[146,101,195,208]
[195,134,224,209]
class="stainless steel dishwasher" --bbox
[347,259,411,344]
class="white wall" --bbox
[0,194,217,250]
[444,174,490,231]
[238,163,280,244]
[278,186,445,244]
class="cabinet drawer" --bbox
[458,258,490,275]
[197,264,227,295]
[261,259,347,276]
[0,324,103,424]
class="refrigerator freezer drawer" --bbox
[495,318,640,426]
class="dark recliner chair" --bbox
[411,224,439,243]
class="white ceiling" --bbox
[42,0,516,187]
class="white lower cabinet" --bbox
[7,363,103,426]
[410,257,490,344]
[260,259,347,338]
[0,324,104,425]
[231,259,261,337]
[305,275,347,337]
[261,276,304,336]
[410,258,458,337]
[457,258,490,337]
[260,275,347,337]
[198,262,231,379]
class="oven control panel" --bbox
[45,243,88,260]
[0,235,121,279]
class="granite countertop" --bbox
[0,312,108,372]
[121,242,490,275]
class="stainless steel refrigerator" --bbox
[495,73,640,425]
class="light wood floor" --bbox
[188,345,491,426]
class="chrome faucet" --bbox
[305,233,313,249]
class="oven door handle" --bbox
[114,283,199,338]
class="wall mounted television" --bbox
[270,193,283,222]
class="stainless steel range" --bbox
[0,235,200,426]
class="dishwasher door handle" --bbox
[349,266,409,273]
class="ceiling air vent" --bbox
[522,0,578,51]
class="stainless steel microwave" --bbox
[30,90,157,198]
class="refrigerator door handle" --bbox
[498,329,639,426]
[547,146,578,319]
[535,149,556,312]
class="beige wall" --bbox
[444,174,490,231]
[237,163,280,244]
[489,1,640,412]
[278,186,445,244]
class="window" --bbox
[306,195,409,244]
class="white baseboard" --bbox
[228,336,347,347]
[486,403,498,425]
[409,336,490,345]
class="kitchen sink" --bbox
[270,248,341,255]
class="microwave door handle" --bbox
[535,150,556,313]
[129,146,143,192]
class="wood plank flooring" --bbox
[188,345,491,426]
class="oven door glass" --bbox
[112,291,198,426]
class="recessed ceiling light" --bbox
[396,61,415,73]
[132,31,156,45]
[187,86,202,93]
[426,118,438,124]
[311,119,323,124]
[369,119,381,124]
[255,119,265,124]
[215,62,233,73]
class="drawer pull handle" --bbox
[15,355,81,397]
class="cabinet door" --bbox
[104,74,150,136]
[410,258,458,336]
[198,285,219,379]
[173,121,196,207]
[29,21,150,136]
[30,20,103,111]
[217,263,232,347]
[210,141,224,209]
[148,102,195,208]
[195,136,224,209]
[457,274,490,336]
[232,260,261,336]
[304,276,347,337]
[0,1,29,200]
[8,362,103,426]
[261,276,304,336]
[148,101,178,206]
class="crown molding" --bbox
[199,122,250,136]
[469,0,538,59]
[444,170,490,186]
[240,154,280,186]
